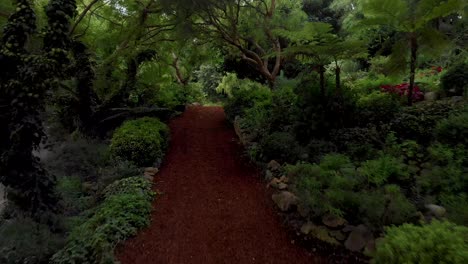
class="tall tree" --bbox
[0,0,76,217]
[279,22,366,96]
[182,0,307,87]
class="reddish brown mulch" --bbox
[116,106,325,264]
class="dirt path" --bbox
[117,106,322,264]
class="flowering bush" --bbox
[380,83,424,102]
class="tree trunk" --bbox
[319,65,325,97]
[335,65,341,95]
[408,35,418,106]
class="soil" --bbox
[117,106,325,264]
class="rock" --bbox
[301,222,315,235]
[144,175,154,182]
[451,96,464,102]
[322,214,347,228]
[344,225,373,252]
[425,204,446,218]
[342,225,356,233]
[329,230,346,241]
[279,176,289,183]
[310,225,340,245]
[272,191,299,211]
[145,167,159,176]
[191,102,201,106]
[265,170,274,181]
[267,160,281,172]
[278,183,288,190]
[268,178,281,189]
[300,153,309,160]
[424,91,438,101]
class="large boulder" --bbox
[267,160,281,172]
[424,91,438,101]
[272,191,299,211]
[322,214,347,228]
[424,204,446,218]
[344,225,374,252]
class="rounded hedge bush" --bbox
[435,112,468,147]
[110,117,169,167]
[440,62,467,96]
[372,221,468,264]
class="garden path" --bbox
[117,106,322,264]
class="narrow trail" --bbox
[117,106,322,264]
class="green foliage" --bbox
[440,61,468,96]
[390,100,462,142]
[372,221,468,264]
[356,91,401,124]
[0,217,64,264]
[358,185,416,229]
[435,112,468,147]
[330,126,383,161]
[103,177,154,201]
[260,132,303,163]
[359,155,409,186]
[422,143,467,195]
[440,193,468,225]
[223,76,272,122]
[51,177,154,264]
[110,117,169,167]
[0,0,73,215]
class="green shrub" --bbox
[372,221,468,264]
[356,91,401,125]
[103,177,154,201]
[330,126,384,161]
[359,155,409,186]
[306,139,338,163]
[260,132,303,163]
[421,144,468,195]
[0,217,64,264]
[440,194,468,225]
[390,100,461,143]
[241,100,273,141]
[287,155,358,218]
[435,112,468,147]
[110,117,169,167]
[223,76,271,122]
[440,61,468,96]
[51,177,154,264]
[358,185,415,229]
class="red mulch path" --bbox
[116,106,324,264]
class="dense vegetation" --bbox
[0,0,466,263]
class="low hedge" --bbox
[110,117,169,167]
[372,221,468,264]
[51,177,155,264]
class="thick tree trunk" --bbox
[408,35,418,106]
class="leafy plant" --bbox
[0,217,64,264]
[440,61,467,96]
[435,112,468,147]
[372,221,468,264]
[51,177,155,264]
[260,132,303,163]
[359,155,409,186]
[110,117,169,167]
